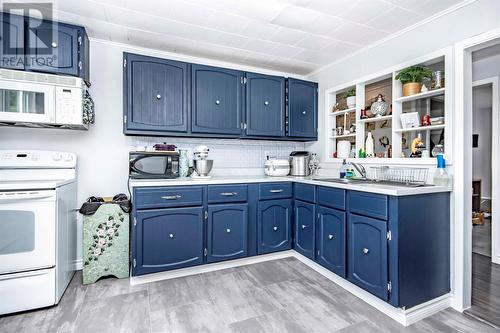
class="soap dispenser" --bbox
[433,154,450,186]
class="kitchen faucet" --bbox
[351,162,366,179]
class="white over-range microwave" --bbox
[0,68,91,129]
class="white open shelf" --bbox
[358,115,393,123]
[324,48,452,164]
[393,87,445,103]
[394,124,445,133]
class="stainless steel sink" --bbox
[313,178,432,187]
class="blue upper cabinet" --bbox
[191,64,243,136]
[124,53,189,134]
[287,78,318,139]
[207,204,248,263]
[347,213,388,301]
[133,207,204,276]
[0,14,89,82]
[294,200,315,260]
[26,18,82,77]
[0,13,25,70]
[316,206,346,277]
[245,73,285,137]
[257,199,292,254]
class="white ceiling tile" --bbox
[295,35,334,50]
[53,0,464,75]
[334,23,389,45]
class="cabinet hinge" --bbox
[240,122,244,130]
[243,77,247,84]
[123,59,127,67]
[78,61,83,70]
[78,35,82,45]
[124,115,127,124]
[387,281,392,293]
[243,123,247,130]
[204,210,208,220]
[133,258,137,268]
[204,248,207,256]
[133,217,137,226]
[387,230,392,241]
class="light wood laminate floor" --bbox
[0,257,497,333]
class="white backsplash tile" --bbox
[130,137,306,175]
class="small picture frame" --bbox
[400,112,420,129]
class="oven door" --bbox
[0,80,55,124]
[0,190,56,274]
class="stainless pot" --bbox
[289,151,311,176]
[193,159,213,176]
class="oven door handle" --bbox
[0,191,55,202]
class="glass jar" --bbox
[178,149,189,177]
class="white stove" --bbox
[0,150,77,315]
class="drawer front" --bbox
[259,182,292,200]
[317,186,345,210]
[348,191,388,220]
[294,183,316,203]
[208,184,248,203]
[134,186,203,209]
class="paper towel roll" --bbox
[337,140,351,159]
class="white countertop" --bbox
[129,176,451,196]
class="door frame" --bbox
[472,77,499,265]
[454,28,500,311]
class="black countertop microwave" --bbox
[129,151,180,179]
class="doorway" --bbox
[465,46,500,327]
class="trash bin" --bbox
[79,194,131,285]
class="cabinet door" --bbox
[288,78,317,138]
[191,64,243,135]
[257,199,292,254]
[26,18,79,76]
[316,206,346,277]
[294,200,315,259]
[207,204,248,263]
[347,213,388,300]
[133,207,203,276]
[124,53,189,133]
[245,73,285,137]
[0,13,24,70]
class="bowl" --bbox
[193,159,213,176]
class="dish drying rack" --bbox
[367,166,429,186]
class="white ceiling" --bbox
[48,0,466,75]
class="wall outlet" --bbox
[264,151,270,160]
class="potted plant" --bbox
[343,88,356,109]
[395,65,433,96]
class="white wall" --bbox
[0,40,305,262]
[306,0,500,173]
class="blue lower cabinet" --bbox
[315,206,346,277]
[347,213,388,301]
[133,207,204,276]
[293,200,315,259]
[207,204,248,263]
[257,199,292,254]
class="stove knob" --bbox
[63,153,73,162]
[53,153,62,161]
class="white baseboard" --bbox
[129,251,295,285]
[128,250,451,326]
[493,255,500,265]
[73,259,82,271]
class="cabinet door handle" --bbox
[273,226,278,231]
[156,94,162,100]
[51,41,58,48]
[264,101,269,106]
[161,195,181,200]
[215,100,221,105]
[328,234,333,240]
[226,228,231,233]
[269,189,284,193]
[363,248,369,255]
[220,192,237,196]
[169,233,174,239]
[302,110,307,115]
[301,224,307,229]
